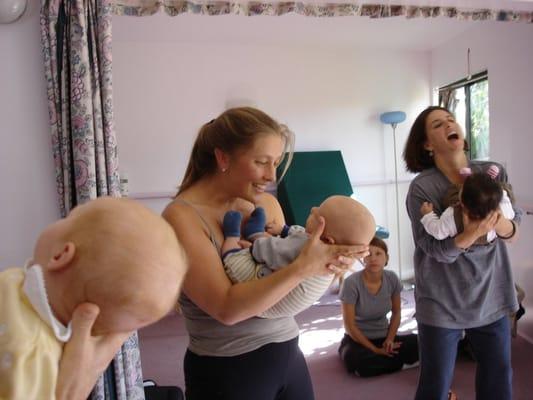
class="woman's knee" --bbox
[339,350,359,374]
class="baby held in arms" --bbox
[221,195,376,318]
[420,165,515,244]
[0,197,188,399]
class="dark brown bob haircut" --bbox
[402,106,469,173]
[369,236,389,265]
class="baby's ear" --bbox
[46,242,76,271]
[321,235,335,244]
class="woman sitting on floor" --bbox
[338,236,419,377]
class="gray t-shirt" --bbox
[179,293,299,357]
[176,199,299,357]
[339,270,401,339]
[406,161,521,329]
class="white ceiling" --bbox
[113,13,486,51]
[113,0,533,51]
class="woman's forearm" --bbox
[346,324,380,353]
[385,312,401,342]
[453,229,479,250]
[495,218,519,243]
[214,259,310,325]
[56,304,130,400]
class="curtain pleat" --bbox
[40,1,144,399]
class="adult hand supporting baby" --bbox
[56,303,132,400]
[299,216,369,276]
[456,209,499,249]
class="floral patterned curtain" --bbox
[111,0,533,21]
[40,0,145,399]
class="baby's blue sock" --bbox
[243,207,266,240]
[223,210,242,238]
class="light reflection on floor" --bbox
[298,301,417,356]
[299,314,345,356]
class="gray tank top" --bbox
[174,198,299,357]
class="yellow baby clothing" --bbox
[0,266,71,400]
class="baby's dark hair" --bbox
[461,173,503,220]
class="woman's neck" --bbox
[434,153,468,184]
[362,269,383,284]
[179,176,236,209]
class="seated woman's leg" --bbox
[397,333,419,365]
[338,334,402,377]
[415,323,462,400]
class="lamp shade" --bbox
[380,111,406,125]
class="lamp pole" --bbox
[391,122,402,283]
[380,111,407,287]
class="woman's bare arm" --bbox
[494,216,519,243]
[164,201,361,325]
[454,210,499,249]
[384,293,402,344]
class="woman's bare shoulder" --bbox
[163,198,185,214]
[257,192,285,223]
[256,192,281,213]
[162,198,202,229]
[233,193,282,217]
[257,192,280,207]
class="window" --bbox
[438,71,489,160]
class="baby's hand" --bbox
[265,221,284,236]
[237,239,252,249]
[420,201,434,215]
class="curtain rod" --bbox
[111,1,533,21]
[439,70,488,92]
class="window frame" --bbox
[438,70,488,160]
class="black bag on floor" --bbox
[143,380,184,400]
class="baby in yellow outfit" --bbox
[0,197,188,400]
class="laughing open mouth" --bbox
[447,131,459,140]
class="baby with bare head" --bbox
[222,195,376,318]
[0,197,187,399]
[304,195,376,246]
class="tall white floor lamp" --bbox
[379,111,408,285]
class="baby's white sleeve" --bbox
[499,190,515,220]
[420,207,457,240]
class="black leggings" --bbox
[184,337,315,400]
[338,333,419,377]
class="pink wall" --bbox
[431,21,533,341]
[0,2,59,268]
[111,26,432,281]
[3,7,530,335]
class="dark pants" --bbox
[184,337,314,400]
[338,333,419,377]
[415,316,512,400]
